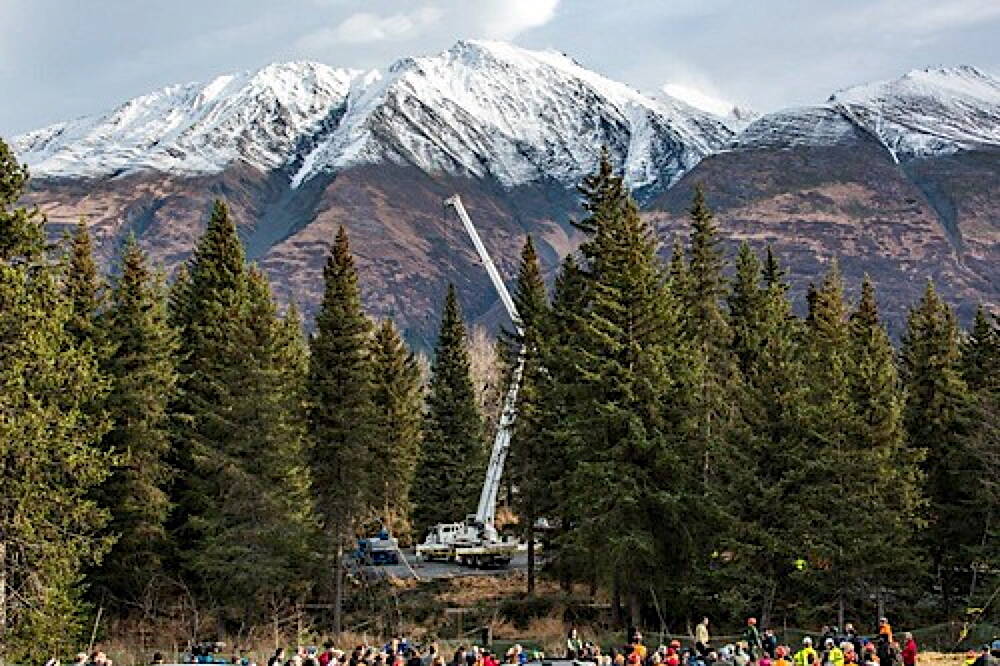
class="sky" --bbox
[2,0,1000,136]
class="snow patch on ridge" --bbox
[828,65,1000,158]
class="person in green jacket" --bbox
[745,619,763,662]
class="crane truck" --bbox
[415,195,526,569]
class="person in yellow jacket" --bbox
[822,639,844,666]
[795,638,818,666]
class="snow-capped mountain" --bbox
[734,65,1000,158]
[829,65,1000,162]
[13,40,733,195]
[14,62,363,179]
[10,46,999,341]
[291,40,732,192]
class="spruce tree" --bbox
[191,269,317,623]
[796,263,859,618]
[307,226,374,635]
[762,245,787,292]
[901,282,984,615]
[170,199,249,545]
[369,318,423,541]
[536,255,591,588]
[847,277,924,606]
[0,138,113,663]
[62,218,102,347]
[723,254,808,625]
[411,285,484,532]
[728,242,766,376]
[94,236,178,603]
[563,153,695,625]
[679,186,743,600]
[504,237,552,593]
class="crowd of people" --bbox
[258,641,538,666]
[66,618,998,666]
[564,617,995,666]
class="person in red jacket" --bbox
[901,634,917,666]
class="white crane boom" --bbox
[444,195,522,333]
[444,195,525,540]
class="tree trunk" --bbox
[969,512,991,601]
[334,537,344,638]
[0,537,6,666]
[762,578,777,629]
[628,590,641,633]
[838,591,845,633]
[527,516,536,595]
[612,577,622,628]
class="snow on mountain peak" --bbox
[13,40,732,194]
[13,61,363,179]
[18,43,995,188]
[290,39,732,191]
[828,64,1000,158]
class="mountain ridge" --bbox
[9,42,999,341]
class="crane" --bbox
[415,195,526,567]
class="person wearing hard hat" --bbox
[822,639,844,666]
[878,619,893,645]
[794,639,818,666]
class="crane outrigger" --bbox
[415,195,526,568]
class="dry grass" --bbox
[919,652,965,666]
[434,572,587,605]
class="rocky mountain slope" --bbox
[10,44,999,343]
[649,65,999,333]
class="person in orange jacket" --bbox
[878,619,893,644]
[774,646,792,666]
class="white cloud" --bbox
[475,0,560,40]
[299,6,443,47]
[844,0,1000,35]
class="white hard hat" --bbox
[803,638,813,646]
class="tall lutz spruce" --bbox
[169,199,249,551]
[411,285,485,532]
[504,236,552,594]
[308,226,374,636]
[189,267,317,625]
[901,282,983,615]
[0,138,113,665]
[560,151,696,625]
[724,245,807,626]
[369,318,423,542]
[92,235,178,604]
[844,276,924,620]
